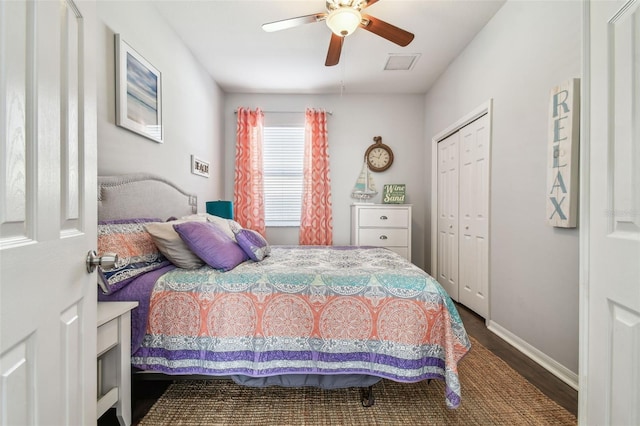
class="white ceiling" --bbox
[155,0,506,95]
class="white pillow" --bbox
[144,220,204,269]
[179,213,208,222]
[180,213,241,240]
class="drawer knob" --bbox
[380,215,388,220]
[379,235,388,240]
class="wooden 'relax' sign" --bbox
[547,79,580,228]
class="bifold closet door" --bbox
[458,115,489,318]
[436,113,490,319]
[436,132,460,300]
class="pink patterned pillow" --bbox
[173,221,249,271]
[97,218,170,294]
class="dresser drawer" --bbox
[386,247,409,259]
[358,207,409,228]
[358,228,408,247]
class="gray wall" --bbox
[96,1,225,212]
[423,1,581,373]
[224,94,427,269]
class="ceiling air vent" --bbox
[384,53,421,71]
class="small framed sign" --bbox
[382,184,406,204]
[191,155,210,178]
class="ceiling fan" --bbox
[262,0,414,67]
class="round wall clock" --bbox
[365,136,394,172]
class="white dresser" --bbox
[351,204,412,262]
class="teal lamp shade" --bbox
[206,200,234,220]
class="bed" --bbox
[97,173,471,408]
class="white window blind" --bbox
[263,126,305,227]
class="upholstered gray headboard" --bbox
[98,173,197,221]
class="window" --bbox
[263,126,305,226]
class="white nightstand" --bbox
[351,204,412,261]
[97,301,138,426]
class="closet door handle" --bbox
[379,235,388,240]
[380,215,388,220]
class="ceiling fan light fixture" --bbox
[326,8,362,37]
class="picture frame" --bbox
[382,184,406,204]
[115,34,163,143]
[191,155,210,178]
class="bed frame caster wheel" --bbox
[361,386,375,407]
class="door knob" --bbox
[86,250,118,273]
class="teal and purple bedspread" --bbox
[129,246,471,408]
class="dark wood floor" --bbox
[98,303,578,425]
[455,304,578,416]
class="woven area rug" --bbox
[138,337,576,425]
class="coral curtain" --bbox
[234,108,266,236]
[299,109,333,245]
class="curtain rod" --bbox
[234,110,333,116]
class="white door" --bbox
[437,131,459,300]
[579,0,640,425]
[458,114,490,318]
[0,0,97,424]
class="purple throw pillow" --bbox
[235,228,271,261]
[173,221,249,271]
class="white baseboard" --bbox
[486,320,579,391]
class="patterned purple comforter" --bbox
[103,246,471,408]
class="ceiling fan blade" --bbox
[360,14,414,47]
[262,13,326,32]
[325,33,343,66]
[363,0,380,8]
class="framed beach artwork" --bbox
[115,34,163,143]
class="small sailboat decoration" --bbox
[351,160,378,203]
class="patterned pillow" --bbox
[173,221,249,271]
[97,218,170,294]
[144,220,204,269]
[234,228,271,261]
